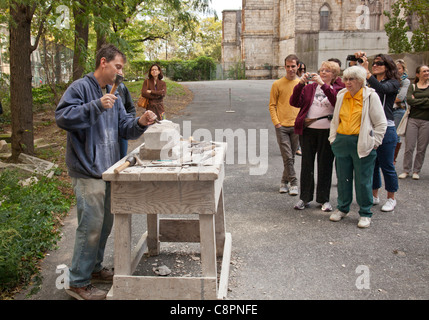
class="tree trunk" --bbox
[9,3,35,160]
[72,0,89,81]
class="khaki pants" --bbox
[275,126,299,186]
[403,117,429,174]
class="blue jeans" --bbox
[373,126,399,193]
[393,108,405,143]
[69,178,113,288]
[119,138,128,158]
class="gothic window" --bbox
[320,5,330,31]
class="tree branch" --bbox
[30,5,52,52]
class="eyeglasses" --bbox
[372,61,385,67]
[343,77,356,82]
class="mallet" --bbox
[110,74,124,94]
[114,155,137,174]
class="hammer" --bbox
[114,155,137,174]
[110,74,124,94]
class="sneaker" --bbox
[289,185,299,196]
[412,173,420,180]
[358,217,371,228]
[294,200,310,210]
[329,209,347,222]
[398,172,408,179]
[92,268,114,282]
[373,196,380,205]
[65,284,107,300]
[279,183,289,193]
[321,202,333,212]
[381,198,396,212]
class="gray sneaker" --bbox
[279,183,289,193]
[329,209,347,222]
[294,200,310,210]
[289,185,299,196]
[321,202,333,212]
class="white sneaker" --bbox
[321,202,333,212]
[373,196,380,205]
[279,183,289,193]
[358,217,371,228]
[294,200,310,210]
[329,209,347,222]
[289,185,298,196]
[398,172,408,179]
[412,173,420,180]
[381,198,397,212]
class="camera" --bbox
[346,55,364,64]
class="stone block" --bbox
[143,121,180,150]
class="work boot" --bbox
[92,268,114,282]
[66,284,107,300]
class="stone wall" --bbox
[222,10,242,71]
[222,0,401,79]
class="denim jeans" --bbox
[373,126,399,193]
[69,178,113,288]
[393,108,405,143]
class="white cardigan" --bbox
[329,87,387,158]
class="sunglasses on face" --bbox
[372,61,385,67]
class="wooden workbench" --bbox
[102,142,231,300]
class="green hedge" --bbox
[128,56,216,82]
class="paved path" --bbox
[16,80,428,300]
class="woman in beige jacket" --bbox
[328,66,387,228]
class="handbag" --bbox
[396,107,409,137]
[137,80,149,108]
[397,84,414,137]
[137,95,148,108]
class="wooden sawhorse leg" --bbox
[147,214,160,256]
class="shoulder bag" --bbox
[396,84,414,137]
[137,80,149,108]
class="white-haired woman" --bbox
[328,66,387,228]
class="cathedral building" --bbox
[222,0,397,79]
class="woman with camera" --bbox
[290,61,342,212]
[355,52,400,212]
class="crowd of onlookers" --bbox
[269,52,429,228]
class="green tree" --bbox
[384,1,412,53]
[384,0,429,53]
[3,0,52,160]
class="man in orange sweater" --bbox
[269,54,301,195]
